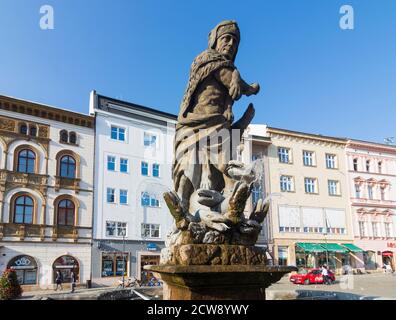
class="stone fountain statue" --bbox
[145,20,296,300]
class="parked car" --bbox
[290,268,335,285]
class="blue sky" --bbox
[0,0,395,143]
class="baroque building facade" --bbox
[0,94,94,290]
[89,91,176,286]
[346,139,396,271]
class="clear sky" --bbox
[1,0,395,144]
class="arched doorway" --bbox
[7,255,38,285]
[52,255,79,283]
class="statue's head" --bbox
[208,20,240,61]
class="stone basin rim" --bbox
[144,265,298,274]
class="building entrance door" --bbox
[139,254,160,285]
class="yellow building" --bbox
[247,125,355,274]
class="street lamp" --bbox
[121,230,126,289]
[324,218,329,267]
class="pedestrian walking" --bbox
[55,270,63,291]
[70,270,77,293]
[321,264,330,285]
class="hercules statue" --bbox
[163,20,270,249]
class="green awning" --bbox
[341,243,364,253]
[296,243,325,253]
[320,243,348,253]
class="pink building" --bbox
[347,140,396,272]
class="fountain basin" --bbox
[144,265,297,300]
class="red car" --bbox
[290,268,335,285]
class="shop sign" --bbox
[387,242,396,248]
[147,243,158,251]
[14,256,32,267]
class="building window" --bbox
[101,253,128,277]
[141,162,149,176]
[57,199,75,226]
[69,132,77,144]
[278,247,288,266]
[120,158,128,173]
[368,185,374,200]
[385,223,392,238]
[14,195,34,224]
[19,123,28,135]
[366,160,370,172]
[353,158,358,171]
[304,178,317,194]
[303,151,314,166]
[141,192,160,207]
[17,149,36,173]
[141,224,160,238]
[378,161,382,174]
[107,188,115,203]
[8,255,37,285]
[279,227,301,233]
[326,154,337,169]
[144,133,157,147]
[107,156,116,171]
[106,221,127,237]
[280,176,293,192]
[372,222,379,237]
[141,192,150,207]
[278,147,290,163]
[359,221,367,237]
[381,188,386,201]
[60,155,76,178]
[328,180,340,196]
[120,190,128,205]
[111,126,125,141]
[355,185,361,198]
[251,183,263,205]
[326,228,346,235]
[303,227,323,233]
[60,130,68,143]
[29,125,37,137]
[152,164,160,177]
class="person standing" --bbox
[55,270,63,291]
[70,270,77,293]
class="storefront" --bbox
[295,242,361,273]
[7,255,38,285]
[101,252,129,278]
[137,248,161,284]
[52,255,80,283]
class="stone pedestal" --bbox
[144,265,297,300]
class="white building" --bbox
[89,91,177,285]
[0,94,94,290]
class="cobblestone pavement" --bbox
[267,272,396,299]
